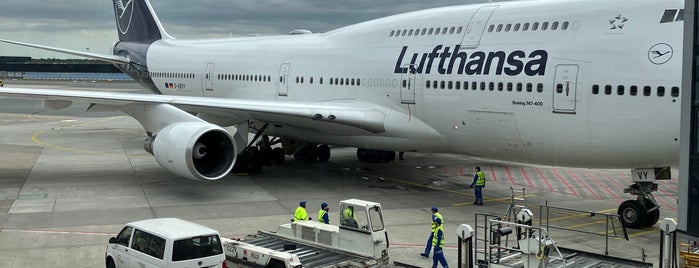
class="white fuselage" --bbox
[144,0,683,168]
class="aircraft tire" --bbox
[318,145,330,162]
[272,147,285,166]
[618,200,647,229]
[643,200,660,227]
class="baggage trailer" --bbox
[224,199,389,268]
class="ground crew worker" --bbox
[421,206,443,258]
[431,217,449,268]
[318,202,329,224]
[293,200,310,222]
[469,166,486,205]
[342,205,358,227]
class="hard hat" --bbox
[431,206,438,212]
[435,217,442,224]
[300,200,306,206]
[321,202,328,208]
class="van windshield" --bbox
[172,235,223,261]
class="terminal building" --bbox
[681,0,699,243]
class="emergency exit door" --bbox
[552,64,579,114]
[278,63,290,97]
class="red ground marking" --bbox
[505,166,516,185]
[551,168,578,196]
[535,167,555,192]
[583,170,622,202]
[566,169,601,199]
[519,167,534,188]
[490,165,497,182]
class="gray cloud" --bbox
[0,0,489,58]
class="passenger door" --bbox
[204,63,214,93]
[110,227,133,268]
[460,6,498,49]
[552,64,579,114]
[278,63,290,97]
[400,64,416,104]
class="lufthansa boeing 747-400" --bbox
[0,0,684,228]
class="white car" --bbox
[106,218,227,268]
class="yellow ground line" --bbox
[31,116,148,158]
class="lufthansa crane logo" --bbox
[648,43,673,65]
[116,0,134,35]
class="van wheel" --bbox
[106,258,116,268]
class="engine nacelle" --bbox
[144,122,236,181]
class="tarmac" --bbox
[0,80,679,267]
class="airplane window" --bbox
[330,78,334,85]
[537,83,543,93]
[532,22,539,31]
[630,85,638,96]
[480,82,485,90]
[592,85,599,95]
[516,83,522,92]
[556,84,564,94]
[617,85,625,95]
[441,81,446,89]
[488,25,494,33]
[513,23,520,31]
[389,30,395,37]
[455,81,460,90]
[523,23,530,31]
[295,77,299,83]
[340,78,344,85]
[505,24,511,32]
[463,81,469,90]
[552,22,559,30]
[526,83,533,92]
[671,86,680,97]
[448,81,453,89]
[345,78,350,85]
[403,80,407,88]
[457,26,463,34]
[489,82,494,91]
[401,30,407,36]
[335,78,339,85]
[268,75,272,82]
[542,22,549,31]
[507,82,513,91]
[498,82,503,91]
[433,81,438,89]
[657,86,666,97]
[421,29,427,35]
[442,27,448,34]
[562,21,570,30]
[644,86,651,96]
[357,79,361,86]
[426,81,431,89]
[428,28,434,35]
[408,29,414,36]
[661,9,678,23]
[496,24,503,32]
[310,77,314,84]
[604,85,612,95]
[320,77,323,84]
[280,76,283,83]
[351,78,355,86]
[449,27,455,34]
[676,9,685,21]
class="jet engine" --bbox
[143,122,236,181]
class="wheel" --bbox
[643,200,660,227]
[618,200,647,229]
[272,147,285,166]
[106,258,116,268]
[303,144,318,162]
[357,148,369,162]
[317,145,331,162]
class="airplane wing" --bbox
[0,87,388,134]
[0,39,130,64]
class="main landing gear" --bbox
[617,168,670,229]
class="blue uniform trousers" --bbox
[474,186,483,204]
[423,231,434,255]
[432,247,449,268]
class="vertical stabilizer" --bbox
[113,0,172,43]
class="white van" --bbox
[105,218,227,268]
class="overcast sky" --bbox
[0,0,492,59]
